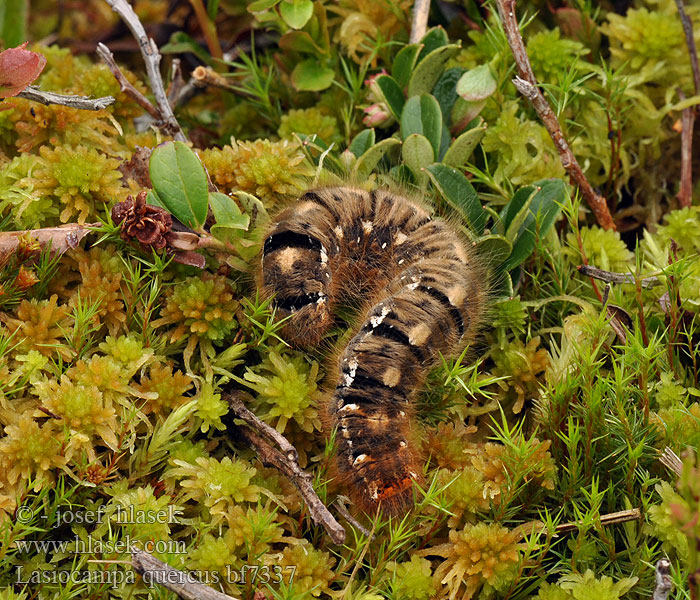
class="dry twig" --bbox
[652,558,673,600]
[495,0,615,230]
[102,0,186,141]
[660,446,683,476]
[673,0,699,207]
[410,0,431,43]
[192,65,236,91]
[227,393,346,544]
[17,86,114,110]
[577,265,661,288]
[0,223,98,263]
[131,548,238,600]
[554,508,641,533]
[96,43,160,120]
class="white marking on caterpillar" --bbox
[395,232,408,245]
[369,482,379,501]
[339,403,359,413]
[334,225,344,238]
[352,454,368,466]
[370,305,390,328]
[362,220,373,233]
[399,441,407,448]
[342,357,358,387]
[320,245,328,265]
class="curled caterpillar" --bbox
[258,186,486,515]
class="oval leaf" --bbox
[291,58,335,91]
[456,64,497,102]
[279,0,314,29]
[248,0,281,11]
[402,133,435,173]
[0,43,47,98]
[375,75,405,120]
[210,192,250,243]
[149,141,209,229]
[353,138,401,179]
[474,234,513,266]
[407,44,460,97]
[425,163,486,234]
[392,44,421,89]
[401,94,443,160]
[348,129,376,158]
[280,31,323,54]
[442,120,486,167]
[416,27,450,61]
[500,179,567,272]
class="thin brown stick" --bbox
[677,90,696,208]
[554,508,641,534]
[131,548,238,600]
[334,497,375,540]
[0,223,98,263]
[17,86,114,110]
[674,0,700,98]
[96,43,160,120]
[103,0,186,141]
[192,65,236,91]
[660,446,683,476]
[577,265,661,288]
[652,558,673,600]
[495,0,615,230]
[409,0,431,43]
[168,59,186,107]
[226,394,346,544]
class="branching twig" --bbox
[652,558,673,600]
[495,0,615,230]
[131,548,238,600]
[410,0,431,43]
[227,393,346,544]
[96,43,160,120]
[334,497,375,540]
[577,265,661,288]
[554,508,641,533]
[102,0,186,141]
[17,86,114,110]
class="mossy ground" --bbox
[0,1,699,599]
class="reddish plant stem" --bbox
[188,0,223,60]
[495,0,616,230]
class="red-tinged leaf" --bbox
[0,42,46,98]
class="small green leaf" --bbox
[279,0,313,29]
[279,31,323,54]
[291,58,335,91]
[402,133,435,173]
[375,75,405,120]
[353,138,401,179]
[248,0,281,11]
[401,94,442,158]
[432,67,465,122]
[210,192,250,242]
[425,163,486,234]
[442,120,486,167]
[416,27,450,62]
[500,179,567,272]
[235,191,270,231]
[348,129,376,158]
[474,234,513,266]
[149,141,209,230]
[0,0,28,48]
[450,97,486,133]
[392,44,421,88]
[407,44,460,97]
[456,64,497,101]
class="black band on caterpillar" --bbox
[257,187,486,515]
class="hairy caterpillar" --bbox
[258,186,486,515]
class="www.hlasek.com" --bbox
[14,536,187,556]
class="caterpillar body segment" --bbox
[258,187,486,515]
